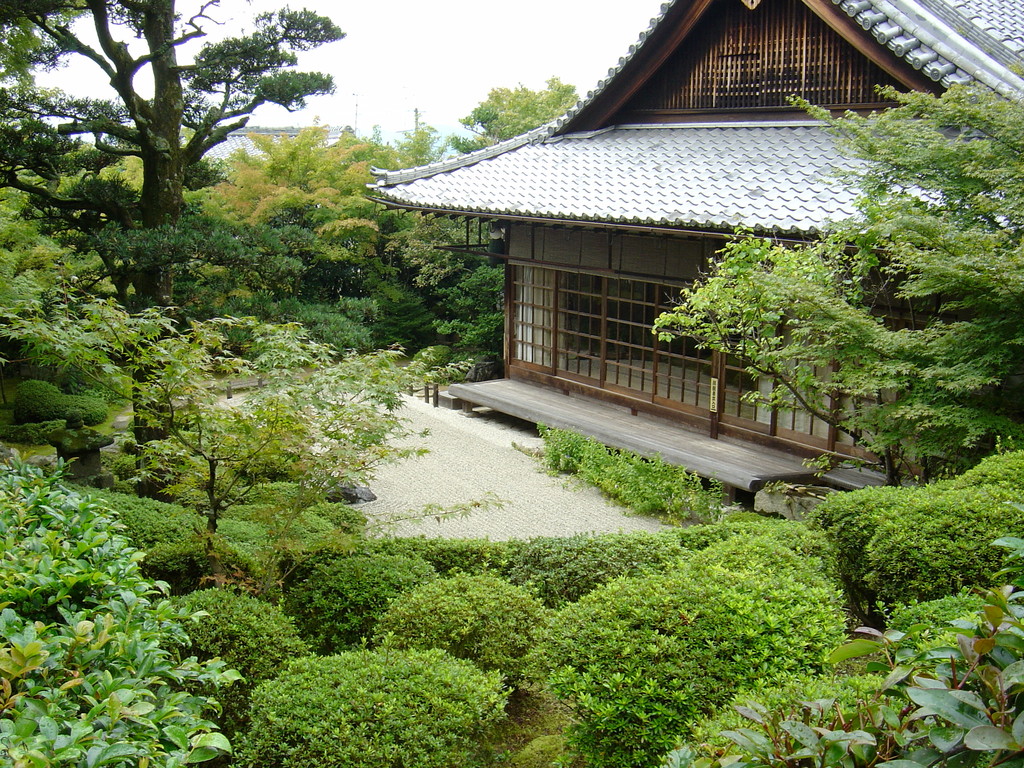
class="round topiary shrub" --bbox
[238,648,508,768]
[504,531,688,607]
[535,562,846,768]
[282,552,436,653]
[812,481,1024,618]
[374,573,549,684]
[12,379,108,426]
[173,588,308,736]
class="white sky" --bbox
[37,0,669,140]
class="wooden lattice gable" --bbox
[557,0,1024,132]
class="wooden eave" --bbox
[558,0,942,135]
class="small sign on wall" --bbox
[709,377,719,413]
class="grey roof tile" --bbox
[371,123,862,235]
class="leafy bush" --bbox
[173,589,308,736]
[87,487,204,549]
[536,561,846,768]
[0,418,63,445]
[282,552,436,653]
[239,648,507,768]
[364,535,519,576]
[887,591,985,632]
[0,461,233,765]
[682,532,837,589]
[12,378,108,426]
[669,537,1024,768]
[946,449,1024,491]
[504,531,688,607]
[375,573,549,683]
[687,673,887,754]
[539,426,723,522]
[812,480,1024,617]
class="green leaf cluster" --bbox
[375,573,550,684]
[539,425,724,523]
[0,462,233,766]
[282,552,436,654]
[536,556,846,768]
[812,452,1024,618]
[238,648,507,768]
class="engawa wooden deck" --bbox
[447,379,883,493]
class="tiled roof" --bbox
[829,0,1024,97]
[371,123,861,235]
[369,0,1023,233]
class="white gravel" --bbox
[359,394,669,540]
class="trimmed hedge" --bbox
[363,536,519,576]
[88,487,204,549]
[375,573,549,683]
[282,552,437,653]
[536,559,846,768]
[812,465,1024,616]
[13,379,107,426]
[239,649,507,768]
[174,589,308,736]
[503,531,688,607]
[887,592,985,633]
[0,419,64,445]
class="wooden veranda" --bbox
[446,379,883,495]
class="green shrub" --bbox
[887,592,985,632]
[687,673,887,755]
[946,449,1024,491]
[87,487,204,549]
[12,378,107,426]
[0,462,232,764]
[812,481,1024,617]
[504,531,688,607]
[365,535,519,576]
[282,552,436,653]
[536,562,846,768]
[140,535,254,596]
[683,532,837,589]
[174,589,308,736]
[375,573,549,683]
[669,516,833,559]
[539,427,723,522]
[0,418,63,445]
[239,648,507,768]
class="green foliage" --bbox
[947,449,1024,490]
[672,537,1024,768]
[87,488,204,549]
[539,426,723,523]
[173,589,308,736]
[239,648,508,768]
[0,462,233,765]
[364,535,519,576]
[537,560,846,768]
[503,531,688,607]
[452,77,579,153]
[687,673,887,755]
[12,379,107,426]
[0,418,62,445]
[282,552,437,653]
[432,264,505,353]
[375,573,550,683]
[812,475,1024,617]
[887,591,985,633]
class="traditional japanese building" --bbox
[369,0,1024,496]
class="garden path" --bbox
[359,395,668,540]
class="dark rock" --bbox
[465,358,504,383]
[327,485,378,504]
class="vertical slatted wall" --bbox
[622,0,904,113]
